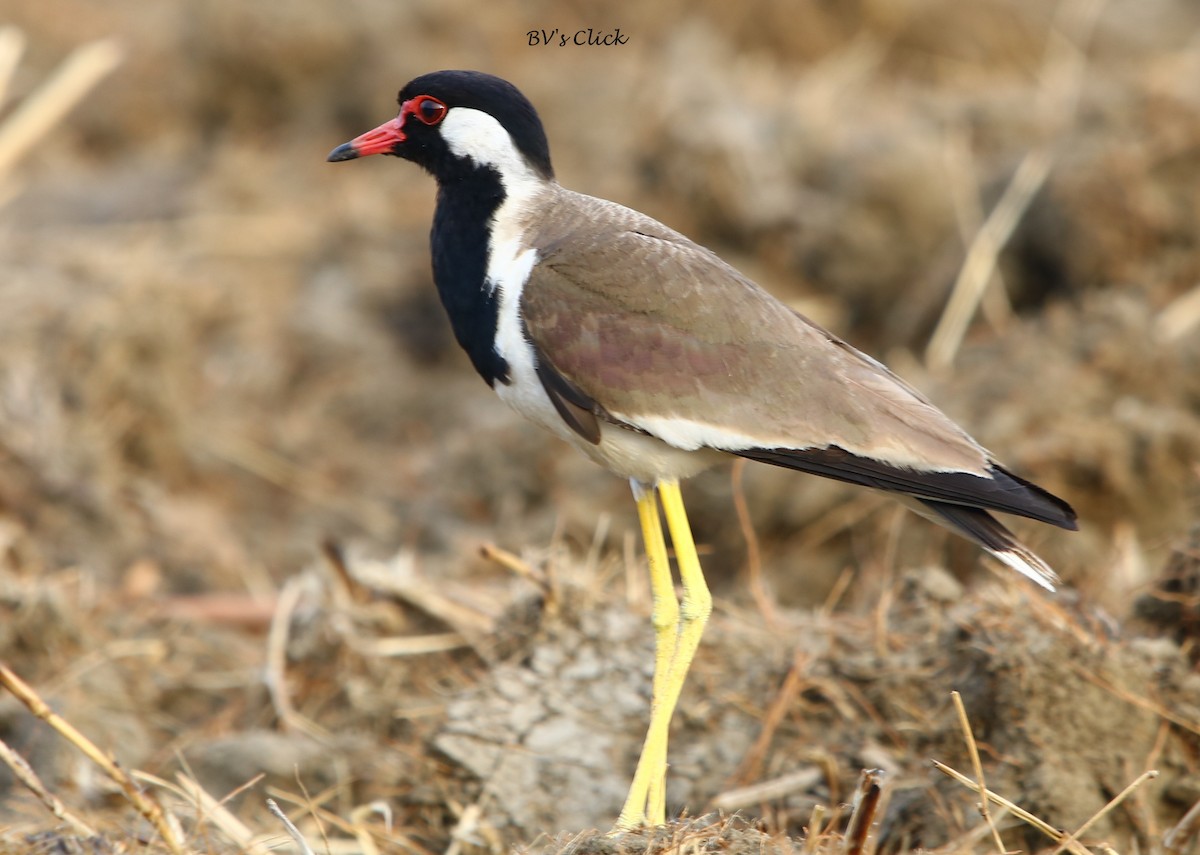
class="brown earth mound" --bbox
[1,0,1199,852]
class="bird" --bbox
[327,70,1077,830]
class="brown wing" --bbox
[519,188,1077,532]
[520,188,988,471]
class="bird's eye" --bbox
[410,95,447,126]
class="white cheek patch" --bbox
[440,108,541,197]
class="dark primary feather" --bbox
[735,446,1077,530]
[920,501,1023,552]
[917,499,1062,589]
[534,344,602,445]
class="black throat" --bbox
[429,164,512,388]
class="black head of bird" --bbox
[328,70,553,183]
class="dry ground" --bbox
[1,0,1199,853]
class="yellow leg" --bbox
[614,478,713,831]
[655,479,713,804]
[616,480,677,829]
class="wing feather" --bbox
[515,185,1075,549]
[520,187,989,473]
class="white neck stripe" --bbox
[440,107,541,197]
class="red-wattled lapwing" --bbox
[328,70,1077,830]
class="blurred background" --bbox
[2,0,1199,603]
[1,0,1199,847]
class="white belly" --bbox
[495,373,722,483]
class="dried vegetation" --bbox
[1,0,1199,853]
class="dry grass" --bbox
[3,540,1200,853]
[2,0,1200,852]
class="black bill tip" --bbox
[326,143,359,163]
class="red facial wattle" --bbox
[327,95,448,162]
